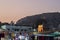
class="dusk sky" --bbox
[0,0,60,23]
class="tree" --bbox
[0,21,2,28]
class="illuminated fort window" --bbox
[38,25,43,33]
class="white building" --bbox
[1,25,33,33]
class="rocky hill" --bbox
[16,12,60,31]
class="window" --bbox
[29,28,31,30]
[15,29,19,31]
[24,29,27,31]
[7,29,10,31]
[21,29,23,31]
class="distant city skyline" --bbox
[0,0,60,23]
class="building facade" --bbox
[1,25,33,33]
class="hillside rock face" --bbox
[16,12,60,30]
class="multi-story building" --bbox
[1,25,33,33]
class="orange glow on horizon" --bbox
[0,0,60,23]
